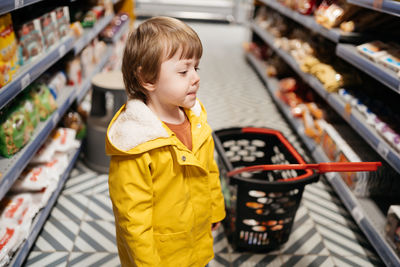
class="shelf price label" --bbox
[351,207,364,224]
[20,73,31,91]
[377,142,390,160]
[15,0,24,8]
[344,103,352,121]
[58,45,66,58]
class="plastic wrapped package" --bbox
[39,12,59,49]
[0,225,21,266]
[28,83,57,121]
[66,57,82,86]
[16,18,44,64]
[0,95,39,158]
[10,165,56,192]
[62,111,86,139]
[0,13,19,88]
[55,7,70,38]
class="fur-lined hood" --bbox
[106,99,205,155]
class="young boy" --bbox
[105,16,226,266]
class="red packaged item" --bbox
[0,225,20,266]
[297,0,320,15]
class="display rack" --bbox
[0,5,118,265]
[73,15,113,55]
[251,21,400,174]
[0,36,75,110]
[347,0,400,17]
[246,51,400,267]
[336,44,400,94]
[0,0,43,16]
[0,86,75,200]
[258,0,362,43]
[8,146,81,267]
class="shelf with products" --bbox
[73,14,113,56]
[258,0,361,43]
[0,85,76,200]
[76,45,114,102]
[8,145,81,267]
[246,51,400,267]
[347,0,400,17]
[0,36,75,110]
[336,43,400,94]
[0,0,43,16]
[251,21,400,175]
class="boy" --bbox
[105,16,226,266]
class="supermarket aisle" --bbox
[24,22,383,266]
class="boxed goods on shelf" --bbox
[386,205,400,257]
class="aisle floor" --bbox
[24,22,383,266]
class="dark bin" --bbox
[213,127,320,252]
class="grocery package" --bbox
[80,6,105,28]
[30,127,79,164]
[357,41,390,62]
[80,45,95,79]
[296,0,321,15]
[386,205,400,257]
[62,111,86,139]
[54,7,70,38]
[28,83,57,121]
[0,96,39,158]
[0,224,22,266]
[315,0,356,29]
[93,39,107,64]
[0,13,19,88]
[46,71,67,99]
[66,57,82,86]
[39,12,59,49]
[100,12,129,43]
[16,18,44,64]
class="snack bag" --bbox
[0,13,19,88]
[0,102,33,157]
[28,82,57,121]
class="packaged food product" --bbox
[80,45,94,79]
[0,98,37,158]
[47,71,67,99]
[55,7,71,38]
[297,0,320,15]
[0,13,19,88]
[378,50,400,74]
[385,205,400,257]
[28,83,57,121]
[39,12,59,49]
[0,193,36,226]
[10,164,55,192]
[66,57,82,86]
[70,21,84,37]
[357,41,389,62]
[50,127,79,153]
[16,18,44,63]
[0,225,21,266]
[62,111,86,139]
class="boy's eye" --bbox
[195,67,200,72]
[179,71,187,75]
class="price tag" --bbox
[377,142,390,159]
[351,207,364,223]
[15,0,24,8]
[52,112,60,126]
[20,73,31,90]
[344,102,352,121]
[58,45,66,58]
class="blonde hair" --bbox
[122,16,203,102]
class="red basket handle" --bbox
[227,162,382,177]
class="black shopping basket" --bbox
[213,127,381,252]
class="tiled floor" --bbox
[24,21,384,266]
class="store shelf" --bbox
[259,0,362,43]
[73,15,113,55]
[76,46,114,102]
[0,0,42,15]
[336,44,400,94]
[252,22,400,175]
[327,93,400,173]
[9,146,81,267]
[247,52,400,267]
[246,52,316,152]
[0,36,74,110]
[0,86,76,200]
[111,20,130,43]
[348,0,400,17]
[251,22,329,99]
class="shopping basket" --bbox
[213,127,381,252]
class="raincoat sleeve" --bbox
[208,135,226,223]
[108,153,160,266]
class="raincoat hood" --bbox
[106,99,204,156]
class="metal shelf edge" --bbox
[347,0,400,17]
[0,0,43,16]
[9,146,82,267]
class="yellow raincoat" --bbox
[106,99,226,267]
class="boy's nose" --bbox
[192,71,200,85]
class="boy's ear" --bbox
[137,66,156,92]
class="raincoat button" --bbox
[197,123,201,128]
[182,155,186,161]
